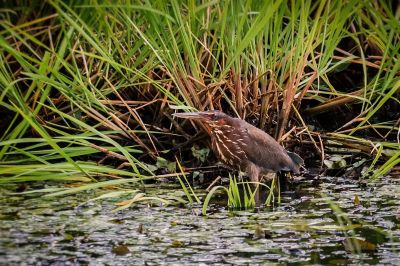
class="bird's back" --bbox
[228,117,302,174]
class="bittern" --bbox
[173,110,303,184]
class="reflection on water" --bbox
[0,175,399,265]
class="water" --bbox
[0,175,399,265]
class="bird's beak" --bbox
[172,112,210,121]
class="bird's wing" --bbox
[240,123,294,172]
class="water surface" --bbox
[1,175,399,265]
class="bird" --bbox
[173,110,303,185]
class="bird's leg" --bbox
[277,171,288,192]
[238,171,245,182]
[247,162,260,183]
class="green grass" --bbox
[201,175,280,215]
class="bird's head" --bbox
[173,110,230,133]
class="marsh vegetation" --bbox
[0,0,399,264]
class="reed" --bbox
[0,1,398,201]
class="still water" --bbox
[1,175,399,265]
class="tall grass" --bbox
[0,0,398,198]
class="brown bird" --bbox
[173,110,303,184]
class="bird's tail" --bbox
[287,151,304,174]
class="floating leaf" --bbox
[354,195,361,206]
[253,224,265,239]
[112,245,130,255]
[63,233,74,241]
[343,237,376,253]
[171,240,184,248]
[324,155,347,169]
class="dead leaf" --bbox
[112,245,130,255]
